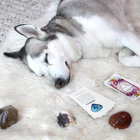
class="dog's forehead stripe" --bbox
[25,35,58,58]
[25,38,47,57]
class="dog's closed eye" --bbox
[45,53,48,64]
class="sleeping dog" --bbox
[4,0,140,88]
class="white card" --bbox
[69,88,115,119]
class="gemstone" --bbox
[91,104,103,112]
[109,111,132,129]
[0,105,18,129]
[57,111,75,127]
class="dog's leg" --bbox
[118,48,140,67]
[121,32,140,56]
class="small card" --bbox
[104,74,140,101]
[69,88,115,119]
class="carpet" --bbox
[0,0,50,42]
[0,0,140,140]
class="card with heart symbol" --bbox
[69,88,115,119]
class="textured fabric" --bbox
[0,0,50,42]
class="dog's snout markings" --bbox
[65,61,71,71]
[67,75,71,84]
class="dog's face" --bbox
[4,25,71,88]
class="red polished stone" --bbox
[109,111,132,129]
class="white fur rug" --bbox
[0,0,140,140]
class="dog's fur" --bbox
[4,0,140,88]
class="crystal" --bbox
[57,111,75,127]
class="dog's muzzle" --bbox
[55,76,70,89]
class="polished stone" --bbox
[109,111,132,129]
[0,105,18,129]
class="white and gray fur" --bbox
[4,0,140,88]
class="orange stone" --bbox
[109,111,132,129]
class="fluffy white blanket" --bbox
[0,0,140,140]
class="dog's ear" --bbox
[4,51,20,59]
[14,24,47,39]
[4,47,26,60]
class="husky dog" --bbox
[4,0,140,88]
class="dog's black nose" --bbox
[55,78,65,89]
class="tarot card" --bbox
[69,88,115,119]
[104,74,140,101]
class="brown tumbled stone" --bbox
[109,111,132,129]
[0,105,18,129]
